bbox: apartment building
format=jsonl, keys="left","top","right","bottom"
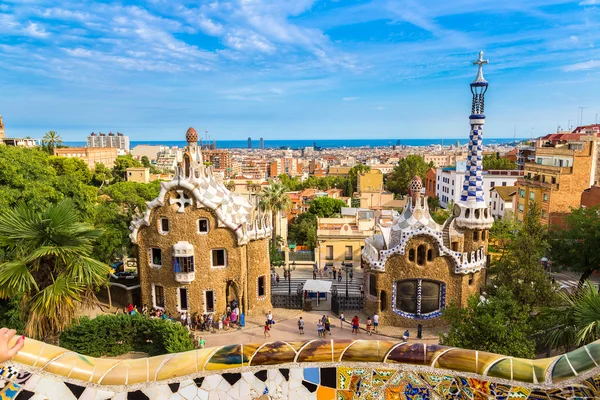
{"left": 53, "top": 147, "right": 118, "bottom": 169}
{"left": 87, "top": 132, "right": 130, "bottom": 152}
{"left": 489, "top": 186, "right": 516, "bottom": 219}
{"left": 423, "top": 152, "right": 467, "bottom": 168}
{"left": 316, "top": 208, "right": 375, "bottom": 269}
{"left": 202, "top": 149, "right": 232, "bottom": 177}
{"left": 436, "top": 161, "right": 523, "bottom": 208}
{"left": 515, "top": 136, "right": 598, "bottom": 226}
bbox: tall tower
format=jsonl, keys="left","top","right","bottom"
{"left": 247, "top": 137, "right": 252, "bottom": 149}
{"left": 260, "top": 137, "right": 264, "bottom": 150}
{"left": 0, "top": 115, "right": 5, "bottom": 139}
{"left": 453, "top": 51, "right": 494, "bottom": 230}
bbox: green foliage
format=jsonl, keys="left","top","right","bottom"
{"left": 549, "top": 206, "right": 600, "bottom": 285}
{"left": 307, "top": 196, "right": 347, "bottom": 217}
{"left": 386, "top": 155, "right": 433, "bottom": 196}
{"left": 101, "top": 180, "right": 161, "bottom": 214}
{"left": 42, "top": 130, "right": 62, "bottom": 153}
{"left": 269, "top": 242, "right": 285, "bottom": 266}
{"left": 288, "top": 213, "right": 317, "bottom": 249}
{"left": 0, "top": 200, "right": 110, "bottom": 338}
{"left": 489, "top": 217, "right": 518, "bottom": 254}
{"left": 482, "top": 154, "right": 517, "bottom": 170}
{"left": 431, "top": 207, "right": 451, "bottom": 225}
{"left": 141, "top": 156, "right": 151, "bottom": 168}
{"left": 488, "top": 202, "right": 556, "bottom": 309}
{"left": 92, "top": 162, "right": 113, "bottom": 187}
{"left": 0, "top": 297, "right": 25, "bottom": 332}
{"left": 59, "top": 314, "right": 194, "bottom": 357}
{"left": 112, "top": 155, "right": 142, "bottom": 182}
{"left": 441, "top": 288, "right": 536, "bottom": 358}
{"left": 278, "top": 174, "right": 353, "bottom": 197}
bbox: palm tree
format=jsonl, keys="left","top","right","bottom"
{"left": 43, "top": 130, "right": 62, "bottom": 150}
{"left": 0, "top": 200, "right": 110, "bottom": 338}
{"left": 541, "top": 281, "right": 600, "bottom": 351}
{"left": 259, "top": 182, "right": 291, "bottom": 248}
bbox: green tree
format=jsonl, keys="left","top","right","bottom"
{"left": 141, "top": 156, "right": 151, "bottom": 168}
{"left": 0, "top": 200, "right": 110, "bottom": 338}
{"left": 483, "top": 154, "right": 517, "bottom": 170}
{"left": 258, "top": 182, "right": 292, "bottom": 247}
{"left": 92, "top": 162, "right": 113, "bottom": 188}
{"left": 441, "top": 288, "right": 536, "bottom": 358}
{"left": 488, "top": 202, "right": 556, "bottom": 308}
{"left": 278, "top": 174, "right": 302, "bottom": 191}
{"left": 549, "top": 206, "right": 600, "bottom": 286}
{"left": 112, "top": 155, "right": 142, "bottom": 182}
{"left": 288, "top": 213, "right": 317, "bottom": 249}
{"left": 101, "top": 180, "right": 161, "bottom": 215}
{"left": 42, "top": 130, "right": 62, "bottom": 152}
{"left": 307, "top": 196, "right": 347, "bottom": 217}
{"left": 489, "top": 217, "right": 518, "bottom": 256}
{"left": 348, "top": 164, "right": 371, "bottom": 194}
{"left": 386, "top": 155, "right": 433, "bottom": 196}
{"left": 540, "top": 281, "right": 600, "bottom": 351}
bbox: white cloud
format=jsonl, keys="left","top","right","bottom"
{"left": 342, "top": 97, "right": 359, "bottom": 101}
{"left": 376, "top": 105, "right": 385, "bottom": 110}
{"left": 579, "top": 0, "right": 598, "bottom": 5}
{"left": 563, "top": 60, "right": 600, "bottom": 71}
{"left": 23, "top": 22, "right": 49, "bottom": 38}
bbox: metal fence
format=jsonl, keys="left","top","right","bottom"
{"left": 331, "top": 293, "right": 363, "bottom": 315}
{"left": 289, "top": 250, "right": 315, "bottom": 262}
{"left": 271, "top": 293, "right": 303, "bottom": 309}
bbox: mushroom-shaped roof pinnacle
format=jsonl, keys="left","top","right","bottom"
{"left": 186, "top": 127, "right": 198, "bottom": 143}
{"left": 409, "top": 175, "right": 423, "bottom": 196}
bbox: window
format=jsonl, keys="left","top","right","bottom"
{"left": 408, "top": 248, "right": 415, "bottom": 262}
{"left": 151, "top": 248, "right": 162, "bottom": 266}
{"left": 326, "top": 246, "right": 333, "bottom": 260}
{"left": 160, "top": 217, "right": 170, "bottom": 233}
{"left": 451, "top": 242, "right": 458, "bottom": 252}
{"left": 519, "top": 190, "right": 525, "bottom": 198}
{"left": 552, "top": 177, "right": 556, "bottom": 184}
{"left": 153, "top": 285, "right": 165, "bottom": 308}
{"left": 416, "top": 245, "right": 426, "bottom": 266}
{"left": 345, "top": 246, "right": 353, "bottom": 260}
{"left": 502, "top": 182, "right": 507, "bottom": 186}
{"left": 395, "top": 279, "right": 442, "bottom": 316}
{"left": 519, "top": 204, "right": 524, "bottom": 213}
{"left": 174, "top": 256, "right": 194, "bottom": 273}
{"left": 473, "top": 231, "right": 479, "bottom": 241}
{"left": 204, "top": 290, "right": 215, "bottom": 313}
{"left": 541, "top": 210, "right": 548, "bottom": 219}
{"left": 380, "top": 291, "right": 387, "bottom": 312}
{"left": 493, "top": 201, "right": 496, "bottom": 210}
{"left": 482, "top": 231, "right": 487, "bottom": 241}
{"left": 211, "top": 249, "right": 227, "bottom": 268}
{"left": 543, "top": 193, "right": 549, "bottom": 202}
{"left": 490, "top": 181, "right": 495, "bottom": 188}
{"left": 500, "top": 203, "right": 504, "bottom": 210}
{"left": 529, "top": 192, "right": 535, "bottom": 200}
{"left": 258, "top": 276, "right": 266, "bottom": 297}
{"left": 468, "top": 274, "right": 474, "bottom": 285}
{"left": 198, "top": 218, "right": 209, "bottom": 233}
{"left": 427, "top": 249, "right": 433, "bottom": 262}
{"left": 369, "top": 274, "right": 377, "bottom": 297}
{"left": 179, "top": 288, "right": 188, "bottom": 311}
{"left": 537, "top": 158, "right": 542, "bottom": 164}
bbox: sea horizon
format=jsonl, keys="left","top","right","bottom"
{"left": 64, "top": 137, "right": 524, "bottom": 150}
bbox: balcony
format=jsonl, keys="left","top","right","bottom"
{"left": 174, "top": 271, "right": 195, "bottom": 284}
{"left": 517, "top": 178, "right": 558, "bottom": 190}
{"left": 524, "top": 162, "right": 572, "bottom": 175}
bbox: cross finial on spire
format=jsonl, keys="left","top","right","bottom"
{"left": 472, "top": 50, "right": 489, "bottom": 84}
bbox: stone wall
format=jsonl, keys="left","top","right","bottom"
{"left": 2, "top": 336, "right": 600, "bottom": 399}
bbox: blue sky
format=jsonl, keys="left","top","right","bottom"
{"left": 1, "top": 0, "right": 600, "bottom": 141}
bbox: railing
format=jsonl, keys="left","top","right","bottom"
{"left": 271, "top": 293, "right": 303, "bottom": 309}
{"left": 332, "top": 292, "right": 363, "bottom": 314}
{"left": 289, "top": 251, "right": 315, "bottom": 262}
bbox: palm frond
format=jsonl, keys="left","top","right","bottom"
{"left": 0, "top": 261, "right": 38, "bottom": 298}
{"left": 63, "top": 256, "right": 111, "bottom": 288}
{"left": 26, "top": 275, "right": 83, "bottom": 338}
{"left": 574, "top": 281, "right": 600, "bottom": 345}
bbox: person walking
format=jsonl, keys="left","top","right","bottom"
{"left": 198, "top": 337, "right": 205, "bottom": 349}
{"left": 276, "top": 274, "right": 280, "bottom": 286}
{"left": 351, "top": 315, "right": 359, "bottom": 335}
{"left": 349, "top": 270, "right": 354, "bottom": 283}
{"left": 373, "top": 313, "right": 379, "bottom": 333}
{"left": 298, "top": 317, "right": 304, "bottom": 334}
{"left": 313, "top": 269, "right": 317, "bottom": 280}
{"left": 325, "top": 315, "right": 331, "bottom": 336}
{"left": 338, "top": 273, "right": 342, "bottom": 283}
{"left": 366, "top": 317, "right": 373, "bottom": 336}
{"left": 267, "top": 311, "right": 274, "bottom": 328}
{"left": 317, "top": 320, "right": 324, "bottom": 338}
{"left": 264, "top": 321, "right": 271, "bottom": 338}
{"left": 339, "top": 312, "right": 345, "bottom": 329}
{"left": 333, "top": 268, "right": 337, "bottom": 280}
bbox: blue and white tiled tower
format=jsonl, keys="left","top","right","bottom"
{"left": 454, "top": 51, "right": 494, "bottom": 230}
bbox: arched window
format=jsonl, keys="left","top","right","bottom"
{"left": 465, "top": 209, "right": 471, "bottom": 218}
{"left": 395, "top": 279, "right": 443, "bottom": 317}
{"left": 380, "top": 291, "right": 387, "bottom": 312}
{"left": 427, "top": 248, "right": 433, "bottom": 262}
{"left": 481, "top": 230, "right": 486, "bottom": 241}
{"left": 408, "top": 248, "right": 415, "bottom": 262}
{"left": 417, "top": 245, "right": 426, "bottom": 266}
{"left": 474, "top": 209, "right": 480, "bottom": 219}
{"left": 369, "top": 274, "right": 377, "bottom": 297}
{"left": 473, "top": 231, "right": 479, "bottom": 241}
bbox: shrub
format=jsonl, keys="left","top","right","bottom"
{"left": 59, "top": 314, "right": 194, "bottom": 357}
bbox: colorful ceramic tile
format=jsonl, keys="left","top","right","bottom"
{"left": 550, "top": 356, "right": 576, "bottom": 383}
{"left": 241, "top": 343, "right": 261, "bottom": 366}
{"left": 304, "top": 368, "right": 320, "bottom": 385}
{"left": 435, "top": 349, "right": 478, "bottom": 374}
{"left": 487, "top": 358, "right": 513, "bottom": 381}
{"left": 510, "top": 360, "right": 535, "bottom": 384}
{"left": 341, "top": 341, "right": 383, "bottom": 363}
{"left": 296, "top": 340, "right": 333, "bottom": 363}
{"left": 508, "top": 386, "right": 531, "bottom": 398}
{"left": 316, "top": 385, "right": 335, "bottom": 399}
{"left": 249, "top": 342, "right": 296, "bottom": 366}
{"left": 0, "top": 382, "right": 21, "bottom": 400}
{"left": 205, "top": 344, "right": 242, "bottom": 371}
{"left": 332, "top": 339, "right": 354, "bottom": 361}
{"left": 155, "top": 351, "right": 197, "bottom": 380}
{"left": 386, "top": 343, "right": 427, "bottom": 365}
{"left": 531, "top": 357, "right": 556, "bottom": 385}
{"left": 425, "top": 344, "right": 453, "bottom": 365}
{"left": 565, "top": 346, "right": 596, "bottom": 375}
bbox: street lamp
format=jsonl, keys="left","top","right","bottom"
{"left": 342, "top": 262, "right": 352, "bottom": 300}
{"left": 286, "top": 261, "right": 296, "bottom": 297}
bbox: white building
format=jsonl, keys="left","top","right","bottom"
{"left": 87, "top": 132, "right": 130, "bottom": 152}
{"left": 489, "top": 186, "right": 516, "bottom": 219}
{"left": 436, "top": 161, "right": 524, "bottom": 208}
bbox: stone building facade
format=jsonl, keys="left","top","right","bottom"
{"left": 53, "top": 147, "right": 118, "bottom": 169}
{"left": 130, "top": 128, "right": 273, "bottom": 317}
{"left": 361, "top": 52, "right": 493, "bottom": 327}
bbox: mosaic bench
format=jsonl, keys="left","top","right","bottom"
{"left": 1, "top": 337, "right": 600, "bottom": 399}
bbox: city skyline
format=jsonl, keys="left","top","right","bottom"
{"left": 1, "top": 0, "right": 600, "bottom": 141}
